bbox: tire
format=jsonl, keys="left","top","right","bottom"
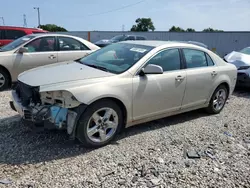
{"left": 206, "top": 85, "right": 228, "bottom": 114}
{"left": 0, "top": 68, "right": 10, "bottom": 91}
{"left": 76, "top": 99, "right": 123, "bottom": 148}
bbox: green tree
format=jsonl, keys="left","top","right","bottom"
{"left": 202, "top": 27, "right": 223, "bottom": 32}
{"left": 130, "top": 18, "right": 155, "bottom": 32}
{"left": 39, "top": 24, "right": 67, "bottom": 32}
{"left": 169, "top": 26, "right": 185, "bottom": 32}
{"left": 186, "top": 28, "right": 195, "bottom": 32}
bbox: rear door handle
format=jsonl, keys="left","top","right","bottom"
{"left": 48, "top": 55, "right": 56, "bottom": 59}
{"left": 211, "top": 71, "right": 217, "bottom": 76}
{"left": 175, "top": 75, "right": 185, "bottom": 81}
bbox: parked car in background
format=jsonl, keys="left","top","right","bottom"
{"left": 0, "top": 26, "right": 48, "bottom": 46}
{"left": 0, "top": 33, "right": 100, "bottom": 91}
{"left": 94, "top": 34, "right": 147, "bottom": 47}
{"left": 224, "top": 46, "right": 250, "bottom": 87}
{"left": 10, "top": 40, "right": 237, "bottom": 148}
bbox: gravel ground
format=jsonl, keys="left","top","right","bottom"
{"left": 0, "top": 90, "right": 250, "bottom": 188}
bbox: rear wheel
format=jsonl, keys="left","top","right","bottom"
{"left": 0, "top": 69, "right": 10, "bottom": 91}
{"left": 76, "top": 100, "right": 123, "bottom": 148}
{"left": 206, "top": 85, "right": 228, "bottom": 114}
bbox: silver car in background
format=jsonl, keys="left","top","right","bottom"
{"left": 224, "top": 46, "right": 250, "bottom": 87}
{"left": 10, "top": 41, "right": 237, "bottom": 148}
{"left": 0, "top": 33, "right": 100, "bottom": 91}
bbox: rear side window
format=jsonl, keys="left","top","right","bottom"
{"left": 0, "top": 30, "right": 2, "bottom": 39}
{"left": 5, "top": 30, "right": 26, "bottom": 40}
{"left": 206, "top": 53, "right": 214, "bottom": 66}
{"left": 137, "top": 36, "right": 146, "bottom": 40}
{"left": 183, "top": 49, "right": 214, "bottom": 68}
{"left": 125, "top": 36, "right": 135, "bottom": 40}
{"left": 58, "top": 37, "right": 89, "bottom": 51}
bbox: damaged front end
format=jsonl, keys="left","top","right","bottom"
{"left": 10, "top": 81, "right": 82, "bottom": 136}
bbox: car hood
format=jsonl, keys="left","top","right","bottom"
{"left": 18, "top": 61, "right": 115, "bottom": 87}
{"left": 224, "top": 51, "right": 250, "bottom": 68}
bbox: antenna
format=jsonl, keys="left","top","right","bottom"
{"left": 122, "top": 24, "right": 125, "bottom": 32}
{"left": 23, "top": 14, "right": 27, "bottom": 27}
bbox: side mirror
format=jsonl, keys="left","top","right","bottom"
{"left": 18, "top": 47, "right": 28, "bottom": 53}
{"left": 140, "top": 64, "right": 163, "bottom": 76}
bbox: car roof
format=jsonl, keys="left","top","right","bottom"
{"left": 120, "top": 40, "right": 197, "bottom": 47}
{"left": 27, "top": 33, "right": 83, "bottom": 38}
{"left": 0, "top": 26, "right": 46, "bottom": 31}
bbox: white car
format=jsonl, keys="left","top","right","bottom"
{"left": 0, "top": 33, "right": 100, "bottom": 91}
{"left": 10, "top": 41, "right": 237, "bottom": 148}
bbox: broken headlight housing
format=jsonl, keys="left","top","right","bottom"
{"left": 40, "top": 90, "right": 80, "bottom": 108}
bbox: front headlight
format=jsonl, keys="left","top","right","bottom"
{"left": 40, "top": 90, "right": 80, "bottom": 108}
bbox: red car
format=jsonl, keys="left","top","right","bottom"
{"left": 0, "top": 26, "right": 48, "bottom": 46}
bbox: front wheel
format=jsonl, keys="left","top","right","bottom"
{"left": 76, "top": 100, "right": 123, "bottom": 148}
{"left": 206, "top": 85, "right": 228, "bottom": 114}
{"left": 0, "top": 69, "right": 10, "bottom": 91}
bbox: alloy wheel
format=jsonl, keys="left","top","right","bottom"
{"left": 213, "top": 89, "right": 226, "bottom": 111}
{"left": 87, "top": 107, "right": 119, "bottom": 143}
{"left": 0, "top": 73, "right": 5, "bottom": 88}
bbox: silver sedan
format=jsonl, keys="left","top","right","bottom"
{"left": 0, "top": 33, "right": 100, "bottom": 91}
{"left": 10, "top": 41, "right": 237, "bottom": 148}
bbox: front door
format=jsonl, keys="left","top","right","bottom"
{"left": 132, "top": 48, "right": 187, "bottom": 120}
{"left": 12, "top": 36, "right": 58, "bottom": 79}
{"left": 57, "top": 36, "right": 92, "bottom": 62}
{"left": 181, "top": 48, "right": 218, "bottom": 109}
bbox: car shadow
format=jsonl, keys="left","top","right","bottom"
{"left": 232, "top": 87, "right": 250, "bottom": 99}
{"left": 0, "top": 109, "right": 208, "bottom": 165}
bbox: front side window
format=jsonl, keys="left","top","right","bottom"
{"left": 111, "top": 35, "right": 126, "bottom": 41}
{"left": 183, "top": 49, "right": 208, "bottom": 68}
{"left": 79, "top": 43, "right": 153, "bottom": 74}
{"left": 58, "top": 37, "right": 89, "bottom": 51}
{"left": 5, "top": 30, "right": 26, "bottom": 40}
{"left": 0, "top": 35, "right": 35, "bottom": 51}
{"left": 24, "top": 37, "right": 55, "bottom": 52}
{"left": 146, "top": 49, "right": 181, "bottom": 72}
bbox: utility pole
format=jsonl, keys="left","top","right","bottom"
{"left": 33, "top": 7, "right": 40, "bottom": 28}
{"left": 23, "top": 14, "right": 27, "bottom": 27}
{"left": 0, "top": 17, "right": 4, "bottom": 25}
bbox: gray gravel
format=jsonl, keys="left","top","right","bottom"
{"left": 0, "top": 90, "right": 250, "bottom": 188}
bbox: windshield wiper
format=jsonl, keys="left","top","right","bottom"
{"left": 83, "top": 63, "right": 109, "bottom": 72}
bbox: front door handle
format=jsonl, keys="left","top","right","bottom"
{"left": 48, "top": 55, "right": 56, "bottom": 59}
{"left": 211, "top": 71, "right": 217, "bottom": 76}
{"left": 175, "top": 75, "right": 185, "bottom": 81}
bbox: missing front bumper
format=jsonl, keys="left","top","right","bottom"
{"left": 10, "top": 90, "right": 79, "bottom": 135}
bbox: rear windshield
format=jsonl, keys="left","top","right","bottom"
{"left": 239, "top": 47, "right": 250, "bottom": 55}
{"left": 0, "top": 35, "right": 35, "bottom": 51}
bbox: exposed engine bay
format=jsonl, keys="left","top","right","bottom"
{"left": 10, "top": 81, "right": 81, "bottom": 135}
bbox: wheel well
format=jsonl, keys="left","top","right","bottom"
{"left": 0, "top": 65, "right": 12, "bottom": 86}
{"left": 219, "top": 82, "right": 230, "bottom": 95}
{"left": 90, "top": 97, "right": 127, "bottom": 126}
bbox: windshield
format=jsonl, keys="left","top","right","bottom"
{"left": 0, "top": 35, "right": 35, "bottom": 51}
{"left": 79, "top": 43, "right": 153, "bottom": 74}
{"left": 111, "top": 35, "right": 126, "bottom": 41}
{"left": 239, "top": 47, "right": 250, "bottom": 55}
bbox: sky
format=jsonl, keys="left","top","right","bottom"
{"left": 1, "top": 0, "right": 250, "bottom": 31}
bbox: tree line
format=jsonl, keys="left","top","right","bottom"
{"left": 130, "top": 18, "right": 224, "bottom": 32}
{"left": 38, "top": 18, "right": 224, "bottom": 32}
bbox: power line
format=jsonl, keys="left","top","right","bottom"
{"left": 86, "top": 0, "right": 146, "bottom": 17}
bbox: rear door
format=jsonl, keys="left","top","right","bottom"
{"left": 11, "top": 36, "right": 58, "bottom": 78}
{"left": 181, "top": 48, "right": 217, "bottom": 109}
{"left": 57, "top": 36, "right": 92, "bottom": 62}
